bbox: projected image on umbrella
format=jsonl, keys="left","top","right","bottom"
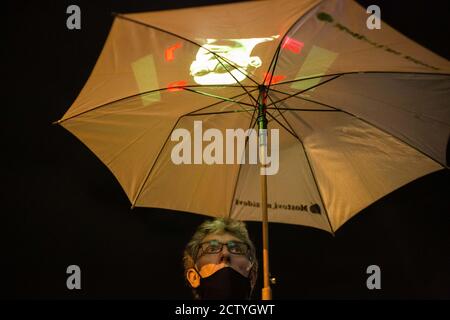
{"left": 190, "top": 36, "right": 278, "bottom": 85}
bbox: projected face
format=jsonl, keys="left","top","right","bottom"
{"left": 190, "top": 36, "right": 278, "bottom": 85}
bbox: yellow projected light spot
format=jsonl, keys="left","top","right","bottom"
{"left": 291, "top": 46, "right": 338, "bottom": 91}
{"left": 132, "top": 54, "right": 161, "bottom": 106}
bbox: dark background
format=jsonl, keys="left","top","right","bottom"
{"left": 3, "top": 0, "right": 450, "bottom": 299}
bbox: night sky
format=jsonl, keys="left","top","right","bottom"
{"left": 4, "top": 0, "right": 450, "bottom": 299}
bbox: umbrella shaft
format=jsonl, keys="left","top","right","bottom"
{"left": 258, "top": 85, "right": 272, "bottom": 300}
{"left": 260, "top": 168, "right": 272, "bottom": 300}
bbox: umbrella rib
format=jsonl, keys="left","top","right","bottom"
{"left": 183, "top": 87, "right": 259, "bottom": 117}
{"left": 228, "top": 108, "right": 258, "bottom": 218}
{"left": 114, "top": 14, "right": 260, "bottom": 102}
{"left": 265, "top": 109, "right": 298, "bottom": 138}
{"left": 266, "top": 95, "right": 300, "bottom": 139}
{"left": 182, "top": 87, "right": 255, "bottom": 108}
{"left": 269, "top": 70, "right": 450, "bottom": 87}
{"left": 270, "top": 86, "right": 449, "bottom": 129}
{"left": 186, "top": 109, "right": 255, "bottom": 116}
{"left": 131, "top": 118, "right": 181, "bottom": 208}
{"left": 266, "top": 97, "right": 335, "bottom": 234}
{"left": 55, "top": 84, "right": 256, "bottom": 124}
{"left": 181, "top": 88, "right": 258, "bottom": 118}
{"left": 293, "top": 85, "right": 450, "bottom": 128}
{"left": 266, "top": 107, "right": 339, "bottom": 112}
{"left": 267, "top": 87, "right": 340, "bottom": 117}
{"left": 266, "top": 75, "right": 343, "bottom": 107}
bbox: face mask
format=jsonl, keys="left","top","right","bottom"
{"left": 196, "top": 266, "right": 252, "bottom": 300}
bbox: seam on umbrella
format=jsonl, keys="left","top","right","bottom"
{"left": 227, "top": 108, "right": 258, "bottom": 219}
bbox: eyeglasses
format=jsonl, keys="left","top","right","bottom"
{"left": 197, "top": 240, "right": 249, "bottom": 257}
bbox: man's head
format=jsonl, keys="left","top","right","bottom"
{"left": 183, "top": 218, "right": 258, "bottom": 299}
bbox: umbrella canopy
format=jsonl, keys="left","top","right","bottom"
{"left": 55, "top": 0, "right": 450, "bottom": 298}
{"left": 56, "top": 0, "right": 449, "bottom": 231}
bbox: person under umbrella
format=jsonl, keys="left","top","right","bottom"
{"left": 183, "top": 218, "right": 258, "bottom": 300}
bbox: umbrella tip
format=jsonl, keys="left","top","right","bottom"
{"left": 52, "top": 120, "right": 61, "bottom": 125}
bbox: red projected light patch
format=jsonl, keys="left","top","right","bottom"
{"left": 264, "top": 72, "right": 286, "bottom": 85}
{"left": 165, "top": 42, "right": 183, "bottom": 61}
{"left": 168, "top": 80, "right": 187, "bottom": 91}
{"left": 281, "top": 37, "right": 304, "bottom": 54}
